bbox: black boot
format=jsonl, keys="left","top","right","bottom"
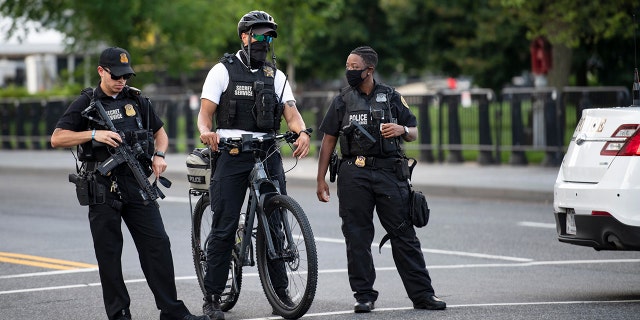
{"left": 413, "top": 295, "right": 446, "bottom": 310}
{"left": 202, "top": 295, "right": 224, "bottom": 320}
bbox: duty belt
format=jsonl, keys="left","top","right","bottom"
{"left": 346, "top": 156, "right": 400, "bottom": 169}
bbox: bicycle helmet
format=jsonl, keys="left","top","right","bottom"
{"left": 237, "top": 10, "right": 278, "bottom": 38}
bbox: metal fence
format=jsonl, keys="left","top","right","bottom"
{"left": 0, "top": 86, "right": 631, "bottom": 166}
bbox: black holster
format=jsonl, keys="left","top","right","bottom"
{"left": 395, "top": 157, "right": 411, "bottom": 180}
{"left": 68, "top": 172, "right": 105, "bottom": 206}
{"left": 329, "top": 151, "right": 339, "bottom": 183}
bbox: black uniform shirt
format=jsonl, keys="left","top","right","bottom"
{"left": 319, "top": 82, "right": 417, "bottom": 137}
{"left": 55, "top": 85, "right": 163, "bottom": 133}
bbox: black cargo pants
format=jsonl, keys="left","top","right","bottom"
{"left": 336, "top": 160, "right": 435, "bottom": 303}
{"left": 89, "top": 173, "right": 190, "bottom": 320}
{"left": 203, "top": 146, "right": 288, "bottom": 296}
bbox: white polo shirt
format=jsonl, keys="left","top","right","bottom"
{"left": 200, "top": 51, "right": 295, "bottom": 138}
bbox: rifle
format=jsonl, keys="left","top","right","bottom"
{"left": 82, "top": 98, "right": 168, "bottom": 206}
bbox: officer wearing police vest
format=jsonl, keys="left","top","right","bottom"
{"left": 316, "top": 46, "right": 446, "bottom": 313}
{"left": 51, "top": 47, "right": 209, "bottom": 320}
{"left": 197, "top": 10, "right": 310, "bottom": 320}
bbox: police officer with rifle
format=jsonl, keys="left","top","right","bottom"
{"left": 51, "top": 47, "right": 209, "bottom": 320}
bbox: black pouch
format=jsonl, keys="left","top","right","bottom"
{"left": 69, "top": 173, "right": 90, "bottom": 206}
{"left": 396, "top": 158, "right": 411, "bottom": 180}
{"left": 90, "top": 178, "right": 106, "bottom": 205}
{"left": 69, "top": 173, "right": 105, "bottom": 206}
{"left": 255, "top": 85, "right": 277, "bottom": 130}
{"left": 410, "top": 189, "right": 430, "bottom": 228}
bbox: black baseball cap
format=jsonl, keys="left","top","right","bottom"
{"left": 99, "top": 47, "right": 136, "bottom": 76}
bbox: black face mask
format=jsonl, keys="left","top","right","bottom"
{"left": 243, "top": 41, "right": 269, "bottom": 68}
{"left": 346, "top": 69, "right": 367, "bottom": 88}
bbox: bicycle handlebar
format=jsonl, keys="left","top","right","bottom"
{"left": 217, "top": 129, "right": 313, "bottom": 151}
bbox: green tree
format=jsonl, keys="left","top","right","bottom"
{"left": 289, "top": 0, "right": 531, "bottom": 92}
{"left": 294, "top": 0, "right": 399, "bottom": 87}
{"left": 0, "top": 0, "right": 346, "bottom": 90}
{"left": 379, "top": 0, "right": 530, "bottom": 91}
{"left": 500, "top": 0, "right": 637, "bottom": 88}
{"left": 2, "top": 0, "right": 638, "bottom": 93}
{"left": 1, "top": 1, "right": 251, "bottom": 87}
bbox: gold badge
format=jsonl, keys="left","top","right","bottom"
{"left": 229, "top": 148, "right": 239, "bottom": 156}
{"left": 355, "top": 156, "right": 366, "bottom": 167}
{"left": 263, "top": 66, "right": 274, "bottom": 78}
{"left": 120, "top": 53, "right": 129, "bottom": 63}
{"left": 124, "top": 104, "right": 136, "bottom": 117}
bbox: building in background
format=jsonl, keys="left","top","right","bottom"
{"left": 0, "top": 17, "right": 90, "bottom": 93}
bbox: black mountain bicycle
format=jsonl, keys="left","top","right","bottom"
{"left": 189, "top": 131, "right": 317, "bottom": 319}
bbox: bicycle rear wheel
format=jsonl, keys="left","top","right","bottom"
{"left": 256, "top": 194, "right": 318, "bottom": 319}
{"left": 191, "top": 194, "right": 242, "bottom": 311}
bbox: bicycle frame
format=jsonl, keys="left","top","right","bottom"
{"left": 237, "top": 160, "right": 298, "bottom": 265}
{"left": 190, "top": 133, "right": 298, "bottom": 267}
{"left": 236, "top": 134, "right": 296, "bottom": 266}
{"left": 189, "top": 130, "right": 317, "bottom": 318}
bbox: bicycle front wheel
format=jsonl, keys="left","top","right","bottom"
{"left": 191, "top": 194, "right": 242, "bottom": 312}
{"left": 256, "top": 194, "right": 318, "bottom": 319}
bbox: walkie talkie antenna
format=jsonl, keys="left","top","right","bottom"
{"left": 633, "top": 12, "right": 640, "bottom": 107}
{"left": 635, "top": 12, "right": 638, "bottom": 72}
{"left": 634, "top": 68, "right": 639, "bottom": 105}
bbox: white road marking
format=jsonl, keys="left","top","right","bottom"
{"left": 163, "top": 195, "right": 536, "bottom": 263}
{"left": 314, "top": 236, "right": 533, "bottom": 262}
{"left": 3, "top": 259, "right": 640, "bottom": 295}
{"left": 0, "top": 267, "right": 98, "bottom": 279}
{"left": 518, "top": 221, "right": 556, "bottom": 229}
{"left": 241, "top": 299, "right": 640, "bottom": 319}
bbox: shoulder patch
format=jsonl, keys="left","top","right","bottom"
{"left": 401, "top": 96, "right": 410, "bottom": 109}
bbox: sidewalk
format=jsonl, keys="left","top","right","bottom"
{"left": 0, "top": 149, "right": 558, "bottom": 203}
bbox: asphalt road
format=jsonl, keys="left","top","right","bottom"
{"left": 2, "top": 169, "right": 640, "bottom": 320}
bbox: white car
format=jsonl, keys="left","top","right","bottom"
{"left": 553, "top": 98, "right": 640, "bottom": 250}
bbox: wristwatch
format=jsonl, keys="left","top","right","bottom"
{"left": 154, "top": 150, "right": 166, "bottom": 158}
{"left": 299, "top": 128, "right": 312, "bottom": 137}
{"left": 402, "top": 126, "right": 409, "bottom": 137}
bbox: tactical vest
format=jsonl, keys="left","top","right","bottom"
{"left": 338, "top": 84, "right": 402, "bottom": 157}
{"left": 78, "top": 87, "right": 153, "bottom": 162}
{"left": 217, "top": 54, "right": 283, "bottom": 132}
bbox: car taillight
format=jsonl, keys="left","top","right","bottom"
{"left": 600, "top": 124, "right": 640, "bottom": 156}
{"left": 591, "top": 210, "right": 611, "bottom": 216}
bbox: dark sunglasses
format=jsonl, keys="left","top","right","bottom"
{"left": 251, "top": 33, "right": 274, "bottom": 43}
{"left": 102, "top": 67, "right": 133, "bottom": 80}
